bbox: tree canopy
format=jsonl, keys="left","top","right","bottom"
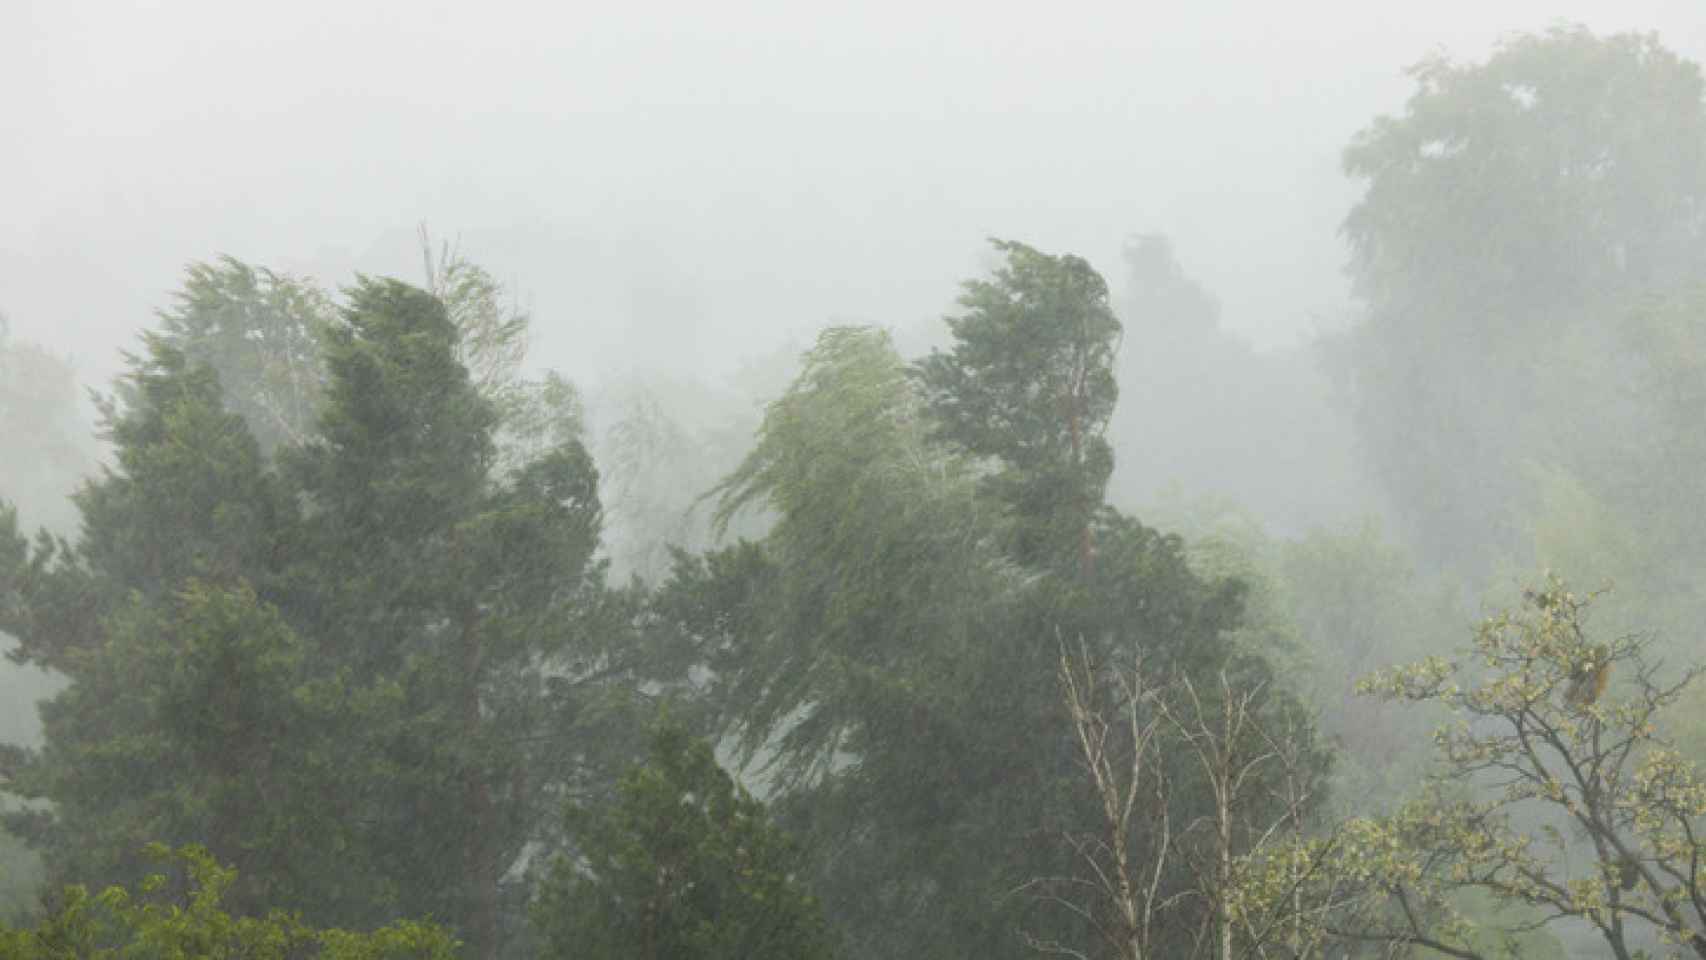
{"left": 650, "top": 240, "right": 1318, "bottom": 960}
{"left": 1337, "top": 27, "right": 1706, "bottom": 568}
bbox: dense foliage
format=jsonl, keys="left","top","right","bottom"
{"left": 533, "top": 723, "right": 833, "bottom": 960}
{"left": 1, "top": 264, "right": 632, "bottom": 960}
{"left": 0, "top": 844, "right": 456, "bottom": 960}
{"left": 1337, "top": 26, "right": 1706, "bottom": 570}
{"left": 655, "top": 242, "right": 1328, "bottom": 960}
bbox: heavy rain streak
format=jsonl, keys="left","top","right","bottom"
{"left": 8, "top": 3, "right": 1706, "bottom": 958}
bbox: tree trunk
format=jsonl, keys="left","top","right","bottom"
{"left": 1067, "top": 384, "right": 1095, "bottom": 579}
{"left": 1218, "top": 790, "right": 1233, "bottom": 960}
{"left": 461, "top": 607, "right": 499, "bottom": 960}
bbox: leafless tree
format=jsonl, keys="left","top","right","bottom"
{"left": 1019, "top": 636, "right": 1330, "bottom": 960}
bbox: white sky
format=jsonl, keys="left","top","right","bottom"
{"left": 5, "top": 0, "right": 1704, "bottom": 389}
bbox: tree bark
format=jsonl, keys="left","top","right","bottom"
{"left": 460, "top": 605, "right": 498, "bottom": 960}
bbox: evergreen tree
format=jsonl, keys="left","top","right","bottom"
{"left": 915, "top": 239, "right": 1121, "bottom": 574}
{"left": 281, "top": 277, "right": 611, "bottom": 960}
{"left": 1, "top": 339, "right": 334, "bottom": 918}
{"left": 3, "top": 269, "right": 629, "bottom": 960}
{"left": 152, "top": 256, "right": 331, "bottom": 453}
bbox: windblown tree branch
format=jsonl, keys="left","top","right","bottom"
{"left": 1240, "top": 576, "right": 1706, "bottom": 959}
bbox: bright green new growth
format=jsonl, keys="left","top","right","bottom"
{"left": 1236, "top": 577, "right": 1706, "bottom": 959}
{"left": 0, "top": 844, "right": 456, "bottom": 960}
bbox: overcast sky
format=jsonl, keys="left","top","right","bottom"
{"left": 6, "top": 0, "right": 1705, "bottom": 391}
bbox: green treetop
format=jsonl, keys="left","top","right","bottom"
{"left": 915, "top": 239, "right": 1121, "bottom": 574}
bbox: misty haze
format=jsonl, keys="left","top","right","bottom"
{"left": 6, "top": 3, "right": 1706, "bottom": 958}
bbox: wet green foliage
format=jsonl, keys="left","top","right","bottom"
{"left": 0, "top": 844, "right": 456, "bottom": 960}
{"left": 916, "top": 239, "right": 1121, "bottom": 570}
{"left": 1, "top": 261, "right": 630, "bottom": 960}
{"left": 533, "top": 724, "right": 833, "bottom": 960}
{"left": 654, "top": 242, "right": 1325, "bottom": 960}
{"left": 1238, "top": 580, "right": 1706, "bottom": 958}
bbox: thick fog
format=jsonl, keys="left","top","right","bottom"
{"left": 8, "top": 4, "right": 1706, "bottom": 958}
{"left": 6, "top": 1, "right": 1699, "bottom": 386}
{"left": 9, "top": 0, "right": 1701, "bottom": 544}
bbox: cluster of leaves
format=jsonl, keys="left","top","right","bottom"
{"left": 0, "top": 844, "right": 456, "bottom": 960}
{"left": 1234, "top": 578, "right": 1706, "bottom": 959}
